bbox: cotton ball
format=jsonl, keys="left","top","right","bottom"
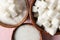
{"left": 48, "top": 0, "right": 58, "bottom": 9}
{"left": 32, "top": 6, "right": 38, "bottom": 12}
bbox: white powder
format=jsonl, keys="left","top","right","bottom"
{"left": 33, "top": 0, "right": 60, "bottom": 35}
{"left": 0, "top": 0, "right": 27, "bottom": 25}
{"left": 15, "top": 25, "right": 40, "bottom": 40}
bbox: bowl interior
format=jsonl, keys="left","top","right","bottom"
{"left": 0, "top": 0, "right": 29, "bottom": 28}
{"left": 29, "top": 0, "right": 60, "bottom": 35}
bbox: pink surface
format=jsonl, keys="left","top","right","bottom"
{"left": 0, "top": 19, "right": 60, "bottom": 40}
{"left": 0, "top": 26, "right": 15, "bottom": 40}
{"left": 51, "top": 35, "right": 60, "bottom": 40}
{"left": 0, "top": 19, "right": 30, "bottom": 40}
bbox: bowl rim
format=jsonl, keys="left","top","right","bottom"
{"left": 12, "top": 23, "right": 42, "bottom": 40}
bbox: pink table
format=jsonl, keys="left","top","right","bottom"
{"left": 0, "top": 19, "right": 31, "bottom": 40}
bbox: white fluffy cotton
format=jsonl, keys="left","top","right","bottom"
{"left": 15, "top": 25, "right": 40, "bottom": 40}
{"left": 0, "top": 0, "right": 27, "bottom": 25}
{"left": 33, "top": 0, "right": 60, "bottom": 35}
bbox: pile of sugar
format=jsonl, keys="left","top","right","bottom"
{"left": 0, "top": 0, "right": 27, "bottom": 25}
{"left": 33, "top": 0, "right": 60, "bottom": 35}
{"left": 15, "top": 25, "right": 40, "bottom": 40}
